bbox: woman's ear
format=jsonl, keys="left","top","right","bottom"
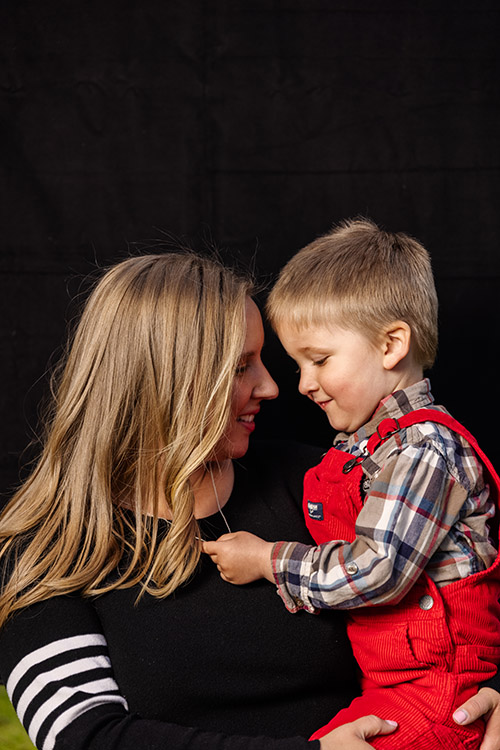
{"left": 382, "top": 321, "right": 412, "bottom": 371}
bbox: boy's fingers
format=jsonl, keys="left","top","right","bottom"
{"left": 202, "top": 536, "right": 233, "bottom": 555}
{"left": 201, "top": 540, "right": 217, "bottom": 555}
{"left": 216, "top": 532, "right": 237, "bottom": 542}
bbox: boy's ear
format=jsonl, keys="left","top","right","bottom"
{"left": 382, "top": 321, "right": 412, "bottom": 370}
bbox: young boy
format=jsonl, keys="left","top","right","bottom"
{"left": 203, "top": 219, "right": 500, "bottom": 749}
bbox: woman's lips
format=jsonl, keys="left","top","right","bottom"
{"left": 237, "top": 412, "right": 257, "bottom": 432}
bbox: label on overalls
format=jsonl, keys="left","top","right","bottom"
{"left": 307, "top": 501, "right": 324, "bottom": 520}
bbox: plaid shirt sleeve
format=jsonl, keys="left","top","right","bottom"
{"left": 272, "top": 439, "right": 471, "bottom": 613}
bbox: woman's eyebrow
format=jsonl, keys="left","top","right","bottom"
{"left": 239, "top": 340, "right": 266, "bottom": 359}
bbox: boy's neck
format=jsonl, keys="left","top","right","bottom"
{"left": 386, "top": 363, "right": 424, "bottom": 400}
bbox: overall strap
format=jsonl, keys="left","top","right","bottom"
{"left": 367, "top": 408, "right": 500, "bottom": 492}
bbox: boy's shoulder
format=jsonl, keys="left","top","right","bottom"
{"left": 370, "top": 407, "right": 484, "bottom": 489}
{"left": 404, "top": 409, "right": 460, "bottom": 453}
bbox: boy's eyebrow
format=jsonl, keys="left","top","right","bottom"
{"left": 284, "top": 346, "right": 329, "bottom": 361}
{"left": 299, "top": 346, "right": 331, "bottom": 354}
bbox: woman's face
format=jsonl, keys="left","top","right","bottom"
{"left": 216, "top": 298, "right": 279, "bottom": 461}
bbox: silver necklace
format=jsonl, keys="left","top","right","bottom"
{"left": 209, "top": 465, "right": 232, "bottom": 534}
{"left": 142, "top": 467, "right": 232, "bottom": 541}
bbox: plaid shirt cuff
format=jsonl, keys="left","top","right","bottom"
{"left": 271, "top": 541, "right": 319, "bottom": 614}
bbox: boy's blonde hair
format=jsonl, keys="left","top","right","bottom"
{"left": 0, "top": 252, "right": 253, "bottom": 627}
{"left": 267, "top": 218, "right": 438, "bottom": 370}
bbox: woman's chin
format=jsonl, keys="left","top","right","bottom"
{"left": 228, "top": 435, "right": 251, "bottom": 459}
{"left": 211, "top": 432, "right": 251, "bottom": 463}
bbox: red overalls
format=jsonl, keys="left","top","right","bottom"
{"left": 304, "top": 410, "right": 500, "bottom": 750}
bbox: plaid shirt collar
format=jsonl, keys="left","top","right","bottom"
{"left": 333, "top": 378, "right": 435, "bottom": 449}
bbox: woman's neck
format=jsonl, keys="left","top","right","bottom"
{"left": 190, "top": 459, "right": 235, "bottom": 519}
{"left": 117, "top": 459, "right": 235, "bottom": 520}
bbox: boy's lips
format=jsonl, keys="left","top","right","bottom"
{"left": 316, "top": 399, "right": 332, "bottom": 411}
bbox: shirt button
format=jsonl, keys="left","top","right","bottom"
{"left": 419, "top": 595, "right": 434, "bottom": 610}
{"left": 294, "top": 598, "right": 304, "bottom": 608}
{"left": 346, "top": 562, "right": 358, "bottom": 575}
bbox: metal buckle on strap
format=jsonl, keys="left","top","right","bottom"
{"left": 376, "top": 417, "right": 401, "bottom": 442}
{"left": 342, "top": 453, "right": 366, "bottom": 474}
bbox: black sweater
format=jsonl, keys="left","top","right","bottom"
{"left": 0, "top": 441, "right": 361, "bottom": 750}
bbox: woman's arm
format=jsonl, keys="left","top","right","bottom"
{"left": 0, "top": 593, "right": 394, "bottom": 750}
{"left": 0, "top": 594, "right": 306, "bottom": 750}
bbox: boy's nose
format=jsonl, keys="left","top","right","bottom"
{"left": 298, "top": 369, "right": 318, "bottom": 397}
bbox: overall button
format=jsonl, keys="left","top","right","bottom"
{"left": 345, "top": 562, "right": 358, "bottom": 576}
{"left": 419, "top": 594, "right": 434, "bottom": 610}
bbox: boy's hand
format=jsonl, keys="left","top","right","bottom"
{"left": 202, "top": 531, "right": 275, "bottom": 585}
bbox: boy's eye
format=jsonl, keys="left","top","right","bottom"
{"left": 313, "top": 357, "right": 328, "bottom": 367}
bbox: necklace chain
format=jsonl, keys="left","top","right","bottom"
{"left": 209, "top": 465, "right": 232, "bottom": 534}
{"left": 120, "top": 468, "right": 232, "bottom": 540}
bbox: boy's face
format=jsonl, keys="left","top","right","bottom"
{"left": 277, "top": 322, "right": 395, "bottom": 434}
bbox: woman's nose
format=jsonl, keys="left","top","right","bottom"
{"left": 254, "top": 363, "right": 279, "bottom": 400}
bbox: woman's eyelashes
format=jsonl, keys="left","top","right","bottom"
{"left": 235, "top": 361, "right": 249, "bottom": 376}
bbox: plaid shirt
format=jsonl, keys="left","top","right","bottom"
{"left": 272, "top": 380, "right": 497, "bottom": 613}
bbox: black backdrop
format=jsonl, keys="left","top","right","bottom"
{"left": 2, "top": 1, "right": 500, "bottom": 501}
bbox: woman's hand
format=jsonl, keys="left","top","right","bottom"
{"left": 202, "top": 531, "right": 275, "bottom": 584}
{"left": 318, "top": 715, "right": 398, "bottom": 749}
{"left": 453, "top": 687, "right": 500, "bottom": 750}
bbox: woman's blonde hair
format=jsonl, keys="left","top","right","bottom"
{"left": 0, "top": 252, "right": 253, "bottom": 627}
{"left": 267, "top": 218, "right": 438, "bottom": 370}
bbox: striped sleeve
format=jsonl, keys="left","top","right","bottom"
{"left": 6, "top": 633, "right": 127, "bottom": 750}
{"left": 0, "top": 594, "right": 315, "bottom": 750}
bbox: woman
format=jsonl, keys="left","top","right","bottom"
{"left": 0, "top": 252, "right": 498, "bottom": 750}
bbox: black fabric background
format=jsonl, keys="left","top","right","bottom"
{"left": 1, "top": 1, "right": 499, "bottom": 500}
